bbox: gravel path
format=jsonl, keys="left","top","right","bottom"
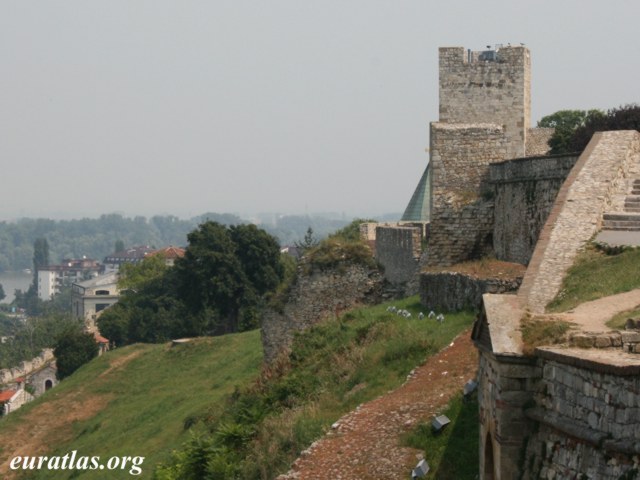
{"left": 278, "top": 330, "right": 478, "bottom": 480}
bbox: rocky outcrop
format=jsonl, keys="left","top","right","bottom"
{"left": 261, "top": 262, "right": 384, "bottom": 364}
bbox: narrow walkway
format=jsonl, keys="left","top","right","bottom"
{"left": 278, "top": 331, "right": 478, "bottom": 480}
{"left": 552, "top": 288, "right": 640, "bottom": 332}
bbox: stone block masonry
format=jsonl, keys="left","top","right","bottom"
{"left": 521, "top": 352, "right": 640, "bottom": 479}
{"left": 374, "top": 226, "right": 421, "bottom": 285}
{"left": 491, "top": 154, "right": 579, "bottom": 265}
{"left": 420, "top": 271, "right": 522, "bottom": 312}
{"left": 518, "top": 130, "right": 640, "bottom": 313}
{"left": 439, "top": 46, "right": 530, "bottom": 159}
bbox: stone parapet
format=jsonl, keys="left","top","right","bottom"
{"left": 419, "top": 271, "right": 522, "bottom": 312}
{"left": 518, "top": 130, "right": 640, "bottom": 313}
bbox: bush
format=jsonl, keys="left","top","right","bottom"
{"left": 304, "top": 238, "right": 376, "bottom": 273}
{"left": 567, "top": 104, "right": 640, "bottom": 153}
{"left": 54, "top": 329, "right": 99, "bottom": 380}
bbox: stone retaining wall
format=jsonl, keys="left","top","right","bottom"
{"left": 419, "top": 272, "right": 522, "bottom": 312}
{"left": 522, "top": 354, "right": 640, "bottom": 479}
{"left": 491, "top": 154, "right": 579, "bottom": 265}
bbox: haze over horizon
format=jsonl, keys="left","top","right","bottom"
{"left": 2, "top": 1, "right": 639, "bottom": 221}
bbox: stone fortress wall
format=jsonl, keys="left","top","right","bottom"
{"left": 0, "top": 349, "right": 55, "bottom": 385}
{"left": 491, "top": 153, "right": 579, "bottom": 265}
{"left": 261, "top": 261, "right": 383, "bottom": 364}
{"left": 374, "top": 226, "right": 422, "bottom": 284}
{"left": 438, "top": 46, "right": 530, "bottom": 160}
{"left": 427, "top": 46, "right": 531, "bottom": 268}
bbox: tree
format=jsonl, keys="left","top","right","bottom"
{"left": 568, "top": 104, "right": 640, "bottom": 153}
{"left": 538, "top": 109, "right": 604, "bottom": 154}
{"left": 0, "top": 283, "right": 5, "bottom": 303}
{"left": 118, "top": 254, "right": 168, "bottom": 292}
{"left": 33, "top": 237, "right": 50, "bottom": 272}
{"left": 295, "top": 227, "right": 318, "bottom": 253}
{"left": 54, "top": 329, "right": 99, "bottom": 380}
{"left": 175, "top": 221, "right": 284, "bottom": 334}
{"left": 114, "top": 239, "right": 125, "bottom": 253}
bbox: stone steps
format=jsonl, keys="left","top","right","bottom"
{"left": 602, "top": 212, "right": 640, "bottom": 231}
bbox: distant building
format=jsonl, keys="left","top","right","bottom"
{"left": 37, "top": 258, "right": 102, "bottom": 301}
{"left": 71, "top": 272, "right": 120, "bottom": 328}
{"left": 102, "top": 246, "right": 156, "bottom": 273}
{"left": 149, "top": 246, "right": 185, "bottom": 266}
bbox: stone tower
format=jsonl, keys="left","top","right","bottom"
{"left": 426, "top": 45, "right": 532, "bottom": 267}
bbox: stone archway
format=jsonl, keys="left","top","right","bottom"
{"left": 484, "top": 432, "right": 496, "bottom": 479}
{"left": 44, "top": 379, "right": 53, "bottom": 391}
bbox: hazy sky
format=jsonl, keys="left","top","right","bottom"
{"left": 2, "top": 1, "right": 639, "bottom": 221}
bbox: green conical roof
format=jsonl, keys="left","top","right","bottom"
{"left": 401, "top": 163, "right": 431, "bottom": 222}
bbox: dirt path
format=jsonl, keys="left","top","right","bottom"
{"left": 278, "top": 330, "right": 478, "bottom": 480}
{"left": 554, "top": 288, "right": 640, "bottom": 332}
{"left": 0, "top": 350, "right": 144, "bottom": 479}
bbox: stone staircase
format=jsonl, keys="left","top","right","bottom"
{"left": 602, "top": 179, "right": 640, "bottom": 231}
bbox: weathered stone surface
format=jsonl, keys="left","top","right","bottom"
{"left": 518, "top": 130, "right": 640, "bottom": 313}
{"left": 261, "top": 262, "right": 383, "bottom": 364}
{"left": 419, "top": 271, "right": 521, "bottom": 312}
{"left": 491, "top": 154, "right": 579, "bottom": 265}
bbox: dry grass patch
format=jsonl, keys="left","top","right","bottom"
{"left": 521, "top": 315, "right": 574, "bottom": 355}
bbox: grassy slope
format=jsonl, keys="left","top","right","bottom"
{"left": 0, "top": 331, "right": 262, "bottom": 480}
{"left": 156, "top": 297, "right": 477, "bottom": 479}
{"left": 547, "top": 246, "right": 640, "bottom": 312}
{"left": 1, "top": 298, "right": 477, "bottom": 479}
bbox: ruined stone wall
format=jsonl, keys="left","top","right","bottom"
{"left": 375, "top": 226, "right": 421, "bottom": 285}
{"left": 0, "top": 349, "right": 55, "bottom": 385}
{"left": 261, "top": 262, "right": 383, "bottom": 364}
{"left": 522, "top": 352, "right": 640, "bottom": 479}
{"left": 491, "top": 154, "right": 579, "bottom": 265}
{"left": 420, "top": 272, "right": 522, "bottom": 312}
{"left": 439, "top": 46, "right": 530, "bottom": 159}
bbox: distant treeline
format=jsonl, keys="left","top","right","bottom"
{"left": 0, "top": 212, "right": 367, "bottom": 272}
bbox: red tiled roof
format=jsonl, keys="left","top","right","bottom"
{"left": 150, "top": 246, "right": 185, "bottom": 259}
{"left": 93, "top": 332, "right": 109, "bottom": 344}
{"left": 0, "top": 390, "right": 16, "bottom": 402}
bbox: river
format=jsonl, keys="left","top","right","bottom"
{"left": 0, "top": 271, "right": 33, "bottom": 304}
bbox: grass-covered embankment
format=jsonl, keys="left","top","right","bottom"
{"left": 156, "top": 297, "right": 476, "bottom": 479}
{"left": 547, "top": 245, "right": 640, "bottom": 312}
{"left": 0, "top": 331, "right": 263, "bottom": 479}
{"left": 0, "top": 297, "right": 475, "bottom": 479}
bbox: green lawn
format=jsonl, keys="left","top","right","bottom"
{"left": 1, "top": 331, "right": 262, "bottom": 479}
{"left": 156, "top": 297, "right": 476, "bottom": 479}
{"left": 1, "top": 297, "right": 476, "bottom": 480}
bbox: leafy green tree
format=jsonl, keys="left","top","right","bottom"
{"left": 175, "top": 222, "right": 250, "bottom": 334}
{"left": 568, "top": 104, "right": 640, "bottom": 153}
{"left": 294, "top": 227, "right": 318, "bottom": 253}
{"left": 118, "top": 255, "right": 168, "bottom": 292}
{"left": 54, "top": 329, "right": 99, "bottom": 380}
{"left": 33, "top": 237, "right": 50, "bottom": 272}
{"left": 0, "top": 283, "right": 5, "bottom": 302}
{"left": 538, "top": 109, "right": 604, "bottom": 154}
{"left": 114, "top": 239, "right": 125, "bottom": 253}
